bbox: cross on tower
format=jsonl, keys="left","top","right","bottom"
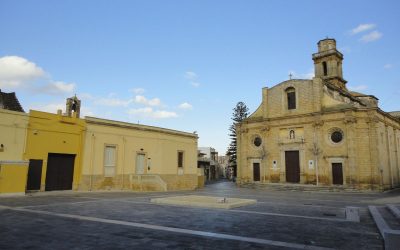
{"left": 289, "top": 73, "right": 293, "bottom": 80}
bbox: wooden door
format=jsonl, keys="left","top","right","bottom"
{"left": 253, "top": 163, "right": 260, "bottom": 181}
{"left": 285, "top": 151, "right": 300, "bottom": 183}
{"left": 332, "top": 163, "right": 343, "bottom": 185}
{"left": 45, "top": 153, "right": 75, "bottom": 191}
{"left": 135, "top": 153, "right": 145, "bottom": 174}
{"left": 27, "top": 159, "right": 43, "bottom": 191}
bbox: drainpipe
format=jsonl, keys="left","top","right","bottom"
{"left": 89, "top": 133, "right": 95, "bottom": 191}
{"left": 313, "top": 126, "right": 319, "bottom": 186}
{"left": 121, "top": 136, "right": 126, "bottom": 190}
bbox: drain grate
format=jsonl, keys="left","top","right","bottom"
{"left": 323, "top": 213, "right": 337, "bottom": 217}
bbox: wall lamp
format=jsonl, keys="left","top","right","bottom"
{"left": 0, "top": 144, "right": 4, "bottom": 152}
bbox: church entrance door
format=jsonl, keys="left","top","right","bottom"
{"left": 253, "top": 163, "right": 260, "bottom": 181}
{"left": 332, "top": 163, "right": 343, "bottom": 185}
{"left": 285, "top": 151, "right": 300, "bottom": 183}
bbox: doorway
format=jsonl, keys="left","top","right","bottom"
{"left": 27, "top": 159, "right": 43, "bottom": 191}
{"left": 332, "top": 163, "right": 343, "bottom": 185}
{"left": 253, "top": 163, "right": 260, "bottom": 181}
{"left": 285, "top": 151, "right": 300, "bottom": 183}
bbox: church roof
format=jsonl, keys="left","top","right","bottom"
{"left": 349, "top": 91, "right": 365, "bottom": 96}
{"left": 349, "top": 91, "right": 378, "bottom": 100}
{"left": 0, "top": 89, "right": 25, "bottom": 112}
{"left": 389, "top": 111, "right": 400, "bottom": 118}
{"left": 323, "top": 81, "right": 366, "bottom": 106}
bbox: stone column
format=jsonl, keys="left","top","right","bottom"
{"left": 366, "top": 113, "right": 380, "bottom": 190}
{"left": 344, "top": 114, "right": 357, "bottom": 186}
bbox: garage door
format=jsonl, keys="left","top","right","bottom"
{"left": 45, "top": 153, "right": 75, "bottom": 191}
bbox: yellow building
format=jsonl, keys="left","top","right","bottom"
{"left": 79, "top": 117, "right": 198, "bottom": 191}
{"left": 24, "top": 110, "right": 85, "bottom": 191}
{"left": 237, "top": 38, "right": 400, "bottom": 190}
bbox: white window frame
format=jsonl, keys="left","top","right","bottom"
{"left": 104, "top": 144, "right": 117, "bottom": 177}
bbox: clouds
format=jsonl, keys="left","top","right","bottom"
{"left": 384, "top": 64, "right": 393, "bottom": 69}
{"left": 127, "top": 107, "right": 178, "bottom": 119}
{"left": 38, "top": 81, "right": 76, "bottom": 95}
{"left": 360, "top": 31, "right": 383, "bottom": 43}
{"left": 88, "top": 91, "right": 191, "bottom": 120}
{"left": 288, "top": 69, "right": 314, "bottom": 80}
{"left": 349, "top": 23, "right": 382, "bottom": 43}
{"left": 0, "top": 56, "right": 45, "bottom": 88}
{"left": 94, "top": 96, "right": 132, "bottom": 107}
{"left": 0, "top": 55, "right": 75, "bottom": 95}
{"left": 134, "top": 95, "right": 161, "bottom": 106}
{"left": 351, "top": 24, "right": 376, "bottom": 34}
{"left": 179, "top": 102, "right": 193, "bottom": 110}
{"left": 185, "top": 71, "right": 201, "bottom": 87}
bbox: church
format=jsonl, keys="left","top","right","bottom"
{"left": 237, "top": 38, "right": 400, "bottom": 190}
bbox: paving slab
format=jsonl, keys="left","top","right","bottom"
{"left": 150, "top": 195, "right": 257, "bottom": 209}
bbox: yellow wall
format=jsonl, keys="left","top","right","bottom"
{"left": 24, "top": 110, "right": 85, "bottom": 191}
{"left": 80, "top": 117, "right": 198, "bottom": 191}
{"left": 0, "top": 109, "right": 28, "bottom": 161}
{"left": 0, "top": 161, "right": 28, "bottom": 195}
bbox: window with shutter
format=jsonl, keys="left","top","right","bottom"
{"left": 104, "top": 145, "right": 116, "bottom": 177}
{"left": 178, "top": 151, "right": 184, "bottom": 168}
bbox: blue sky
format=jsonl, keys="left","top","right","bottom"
{"left": 1, "top": 0, "right": 399, "bottom": 153}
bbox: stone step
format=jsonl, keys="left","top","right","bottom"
{"left": 387, "top": 204, "right": 400, "bottom": 220}
{"left": 369, "top": 205, "right": 400, "bottom": 250}
{"left": 239, "top": 182, "right": 362, "bottom": 192}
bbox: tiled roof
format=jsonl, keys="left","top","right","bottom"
{"left": 0, "top": 90, "right": 25, "bottom": 112}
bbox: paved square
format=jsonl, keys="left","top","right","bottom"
{"left": 1, "top": 181, "right": 398, "bottom": 249}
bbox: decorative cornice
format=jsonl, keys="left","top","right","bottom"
{"left": 344, "top": 116, "right": 357, "bottom": 124}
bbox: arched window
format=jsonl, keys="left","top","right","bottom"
{"left": 286, "top": 87, "right": 296, "bottom": 110}
{"left": 322, "top": 61, "right": 328, "bottom": 76}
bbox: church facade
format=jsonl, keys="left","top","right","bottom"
{"left": 237, "top": 39, "right": 400, "bottom": 190}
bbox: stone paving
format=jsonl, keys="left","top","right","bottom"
{"left": 1, "top": 181, "right": 399, "bottom": 249}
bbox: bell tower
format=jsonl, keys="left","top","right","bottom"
{"left": 312, "top": 38, "right": 347, "bottom": 90}
{"left": 66, "top": 95, "right": 81, "bottom": 118}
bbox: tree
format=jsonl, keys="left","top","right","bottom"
{"left": 226, "top": 101, "right": 249, "bottom": 178}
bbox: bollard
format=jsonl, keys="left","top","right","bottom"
{"left": 345, "top": 206, "right": 360, "bottom": 222}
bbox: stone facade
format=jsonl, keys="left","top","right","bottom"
{"left": 237, "top": 38, "right": 400, "bottom": 190}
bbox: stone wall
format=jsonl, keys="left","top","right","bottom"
{"left": 238, "top": 79, "right": 400, "bottom": 190}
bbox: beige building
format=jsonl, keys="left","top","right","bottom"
{"left": 0, "top": 108, "right": 29, "bottom": 161}
{"left": 79, "top": 117, "right": 199, "bottom": 191}
{"left": 237, "top": 38, "right": 400, "bottom": 190}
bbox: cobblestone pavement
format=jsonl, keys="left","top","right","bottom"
{"left": 1, "top": 181, "right": 399, "bottom": 249}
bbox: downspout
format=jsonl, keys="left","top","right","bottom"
{"left": 89, "top": 133, "right": 95, "bottom": 191}
{"left": 121, "top": 136, "right": 126, "bottom": 190}
{"left": 314, "top": 126, "right": 319, "bottom": 186}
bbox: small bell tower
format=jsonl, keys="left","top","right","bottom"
{"left": 66, "top": 95, "right": 81, "bottom": 118}
{"left": 312, "top": 38, "right": 347, "bottom": 90}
